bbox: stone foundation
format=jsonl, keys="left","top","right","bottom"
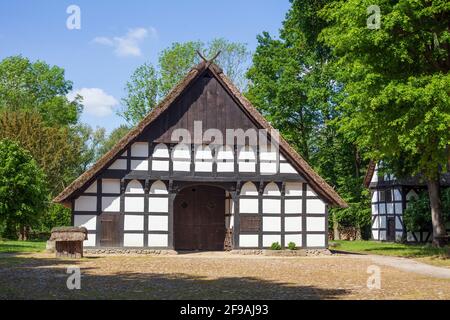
{"left": 231, "top": 249, "right": 332, "bottom": 256}
{"left": 84, "top": 248, "right": 178, "bottom": 255}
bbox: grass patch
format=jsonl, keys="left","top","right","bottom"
{"left": 0, "top": 240, "right": 46, "bottom": 253}
{"left": 330, "top": 240, "right": 450, "bottom": 259}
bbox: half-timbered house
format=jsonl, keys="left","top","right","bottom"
{"left": 364, "top": 161, "right": 450, "bottom": 242}
{"left": 54, "top": 60, "right": 346, "bottom": 251}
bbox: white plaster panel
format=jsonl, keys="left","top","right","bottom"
{"left": 131, "top": 159, "right": 148, "bottom": 171}
{"left": 280, "top": 163, "right": 297, "bottom": 174}
{"left": 238, "top": 162, "right": 256, "bottom": 172}
{"left": 379, "top": 230, "right": 386, "bottom": 241}
{"left": 74, "top": 196, "right": 97, "bottom": 212}
{"left": 173, "top": 161, "right": 191, "bottom": 172}
{"left": 124, "top": 233, "right": 144, "bottom": 247}
{"left": 102, "top": 179, "right": 121, "bottom": 194}
{"left": 108, "top": 159, "right": 127, "bottom": 170}
{"left": 372, "top": 204, "right": 378, "bottom": 215}
{"left": 371, "top": 191, "right": 378, "bottom": 203}
{"left": 285, "top": 234, "right": 302, "bottom": 247}
{"left": 372, "top": 231, "right": 379, "bottom": 240}
{"left": 263, "top": 217, "right": 281, "bottom": 232}
{"left": 217, "top": 162, "right": 234, "bottom": 172}
{"left": 379, "top": 204, "right": 386, "bottom": 214}
{"left": 85, "top": 181, "right": 97, "bottom": 193}
{"left": 148, "top": 234, "right": 168, "bottom": 247}
{"left": 101, "top": 196, "right": 120, "bottom": 212}
{"left": 285, "top": 182, "right": 302, "bottom": 197}
{"left": 125, "top": 197, "right": 144, "bottom": 212}
{"left": 263, "top": 234, "right": 281, "bottom": 247}
{"left": 379, "top": 216, "right": 386, "bottom": 228}
{"left": 263, "top": 183, "right": 281, "bottom": 196}
{"left": 124, "top": 215, "right": 144, "bottom": 231}
{"left": 126, "top": 180, "right": 144, "bottom": 194}
{"left": 131, "top": 142, "right": 148, "bottom": 157}
{"left": 239, "top": 235, "right": 258, "bottom": 248}
{"left": 260, "top": 150, "right": 277, "bottom": 161}
{"left": 148, "top": 215, "right": 168, "bottom": 231}
{"left": 262, "top": 199, "right": 281, "bottom": 214}
{"left": 84, "top": 234, "right": 96, "bottom": 247}
{"left": 153, "top": 144, "right": 169, "bottom": 158}
{"left": 149, "top": 197, "right": 168, "bottom": 213}
{"left": 150, "top": 181, "right": 168, "bottom": 195}
{"left": 307, "top": 199, "right": 326, "bottom": 214}
{"left": 372, "top": 216, "right": 379, "bottom": 229}
{"left": 152, "top": 160, "right": 169, "bottom": 171}
{"left": 395, "top": 232, "right": 403, "bottom": 241}
{"left": 285, "top": 217, "right": 302, "bottom": 232}
{"left": 394, "top": 189, "right": 402, "bottom": 201}
{"left": 387, "top": 203, "right": 394, "bottom": 214}
{"left": 395, "top": 203, "right": 403, "bottom": 214}
{"left": 241, "top": 182, "right": 258, "bottom": 195}
{"left": 285, "top": 199, "right": 302, "bottom": 214}
{"left": 195, "top": 161, "right": 213, "bottom": 172}
{"left": 74, "top": 215, "right": 96, "bottom": 230}
{"left": 396, "top": 216, "right": 403, "bottom": 230}
{"left": 307, "top": 217, "right": 325, "bottom": 232}
{"left": 306, "top": 234, "right": 325, "bottom": 247}
{"left": 306, "top": 186, "right": 318, "bottom": 197}
{"left": 260, "top": 162, "right": 277, "bottom": 174}
{"left": 239, "top": 199, "right": 258, "bottom": 213}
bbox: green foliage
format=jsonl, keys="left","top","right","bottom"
{"left": 247, "top": 0, "right": 369, "bottom": 225}
{"left": 0, "top": 55, "right": 82, "bottom": 126}
{"left": 96, "top": 125, "right": 131, "bottom": 160}
{"left": 331, "top": 200, "right": 372, "bottom": 229}
{"left": 320, "top": 0, "right": 450, "bottom": 180}
{"left": 287, "top": 242, "right": 297, "bottom": 250}
{"left": 404, "top": 189, "right": 450, "bottom": 232}
{"left": 39, "top": 203, "right": 71, "bottom": 233}
{"left": 120, "top": 63, "right": 159, "bottom": 126}
{"left": 270, "top": 242, "right": 282, "bottom": 250}
{"left": 0, "top": 111, "right": 85, "bottom": 195}
{"left": 0, "top": 139, "right": 48, "bottom": 237}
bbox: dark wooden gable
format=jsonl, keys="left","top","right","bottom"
{"left": 140, "top": 70, "right": 258, "bottom": 144}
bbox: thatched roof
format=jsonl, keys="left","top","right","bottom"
{"left": 53, "top": 61, "right": 347, "bottom": 208}
{"left": 50, "top": 227, "right": 88, "bottom": 241}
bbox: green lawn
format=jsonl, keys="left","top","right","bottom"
{"left": 0, "top": 240, "right": 46, "bottom": 253}
{"left": 330, "top": 240, "right": 450, "bottom": 267}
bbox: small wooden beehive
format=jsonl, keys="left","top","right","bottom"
{"left": 50, "top": 227, "right": 88, "bottom": 258}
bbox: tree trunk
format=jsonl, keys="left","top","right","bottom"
{"left": 427, "top": 178, "right": 447, "bottom": 247}
{"left": 333, "top": 214, "right": 340, "bottom": 240}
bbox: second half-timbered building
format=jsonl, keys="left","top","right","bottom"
{"left": 54, "top": 60, "right": 347, "bottom": 251}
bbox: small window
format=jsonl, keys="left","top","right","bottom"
{"left": 379, "top": 189, "right": 392, "bottom": 203}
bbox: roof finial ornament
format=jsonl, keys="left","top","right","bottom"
{"left": 196, "top": 50, "right": 222, "bottom": 67}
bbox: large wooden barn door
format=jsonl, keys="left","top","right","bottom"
{"left": 174, "top": 185, "right": 225, "bottom": 251}
{"left": 99, "top": 213, "right": 121, "bottom": 247}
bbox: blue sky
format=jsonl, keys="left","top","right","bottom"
{"left": 0, "top": 0, "right": 290, "bottom": 133}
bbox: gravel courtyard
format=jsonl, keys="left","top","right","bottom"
{"left": 1, "top": 252, "right": 449, "bottom": 300}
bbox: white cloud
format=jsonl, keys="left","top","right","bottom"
{"left": 68, "top": 88, "right": 119, "bottom": 117}
{"left": 93, "top": 27, "right": 157, "bottom": 57}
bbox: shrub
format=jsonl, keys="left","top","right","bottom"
{"left": 270, "top": 242, "right": 282, "bottom": 250}
{"left": 287, "top": 242, "right": 297, "bottom": 250}
{"left": 403, "top": 189, "right": 450, "bottom": 232}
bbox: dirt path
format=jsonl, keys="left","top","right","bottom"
{"left": 1, "top": 252, "right": 449, "bottom": 299}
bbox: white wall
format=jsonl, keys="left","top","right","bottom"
{"left": 262, "top": 217, "right": 281, "bottom": 232}
{"left": 148, "top": 216, "right": 168, "bottom": 231}
{"left": 124, "top": 215, "right": 144, "bottom": 231}
{"left": 74, "top": 215, "right": 96, "bottom": 230}
{"left": 125, "top": 197, "right": 144, "bottom": 212}
{"left": 131, "top": 142, "right": 148, "bottom": 157}
{"left": 74, "top": 196, "right": 96, "bottom": 212}
{"left": 239, "top": 234, "right": 258, "bottom": 247}
{"left": 306, "top": 234, "right": 325, "bottom": 247}
{"left": 148, "top": 234, "right": 168, "bottom": 247}
{"left": 102, "top": 196, "right": 120, "bottom": 212}
{"left": 285, "top": 217, "right": 302, "bottom": 232}
{"left": 124, "top": 234, "right": 144, "bottom": 247}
